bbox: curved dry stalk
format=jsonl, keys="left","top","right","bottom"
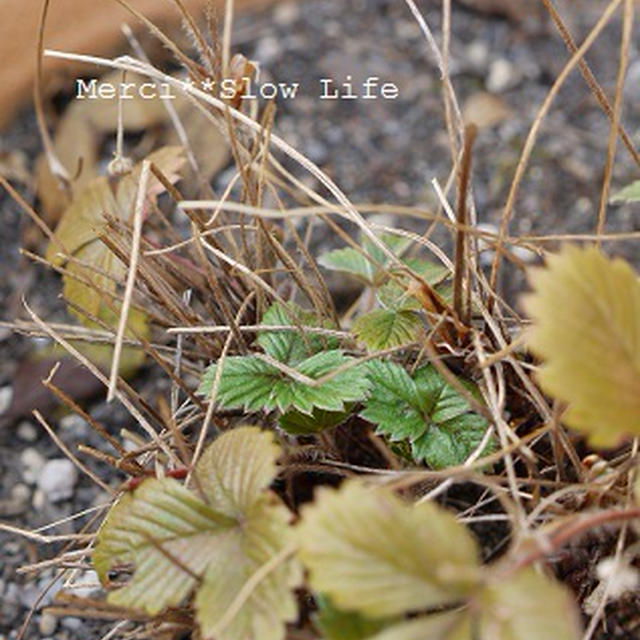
{"left": 540, "top": 0, "right": 640, "bottom": 167}
{"left": 107, "top": 160, "right": 150, "bottom": 402}
{"left": 35, "top": 0, "right": 70, "bottom": 184}
{"left": 488, "top": 0, "right": 623, "bottom": 296}
{"left": 596, "top": 0, "right": 634, "bottom": 243}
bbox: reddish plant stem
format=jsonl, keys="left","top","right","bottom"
{"left": 508, "top": 506, "right": 640, "bottom": 575}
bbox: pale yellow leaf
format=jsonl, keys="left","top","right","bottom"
{"left": 93, "top": 477, "right": 235, "bottom": 614}
{"left": 523, "top": 246, "right": 640, "bottom": 447}
{"left": 478, "top": 568, "right": 582, "bottom": 640}
{"left": 45, "top": 176, "right": 117, "bottom": 265}
{"left": 195, "top": 426, "right": 281, "bottom": 518}
{"left": 93, "top": 428, "right": 301, "bottom": 640}
{"left": 195, "top": 496, "right": 302, "bottom": 640}
{"left": 45, "top": 146, "right": 184, "bottom": 351}
{"left": 367, "top": 611, "right": 472, "bottom": 640}
{"left": 297, "top": 481, "right": 480, "bottom": 618}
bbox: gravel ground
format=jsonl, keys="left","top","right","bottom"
{"left": 1, "top": 1, "right": 639, "bottom": 638}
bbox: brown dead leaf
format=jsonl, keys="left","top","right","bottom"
{"left": 46, "top": 146, "right": 185, "bottom": 334}
{"left": 0, "top": 150, "right": 30, "bottom": 185}
{"left": 0, "top": 339, "right": 147, "bottom": 428}
{"left": 36, "top": 71, "right": 230, "bottom": 225}
{"left": 0, "top": 0, "right": 277, "bottom": 129}
{"left": 463, "top": 92, "right": 512, "bottom": 129}
{"left": 0, "top": 354, "right": 102, "bottom": 427}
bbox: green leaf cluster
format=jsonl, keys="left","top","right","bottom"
{"left": 199, "top": 302, "right": 368, "bottom": 420}
{"left": 319, "top": 233, "right": 449, "bottom": 350}
{"left": 199, "top": 301, "right": 491, "bottom": 468}
{"left": 361, "top": 360, "right": 492, "bottom": 469}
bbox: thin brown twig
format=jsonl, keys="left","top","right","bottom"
{"left": 540, "top": 0, "right": 640, "bottom": 167}
{"left": 488, "top": 0, "right": 623, "bottom": 300}
{"left": 596, "top": 0, "right": 634, "bottom": 243}
{"left": 108, "top": 160, "right": 151, "bottom": 402}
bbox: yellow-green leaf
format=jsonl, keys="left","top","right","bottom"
{"left": 93, "top": 427, "right": 301, "bottom": 640}
{"left": 45, "top": 146, "right": 185, "bottom": 336}
{"left": 366, "top": 611, "right": 472, "bottom": 640}
{"left": 523, "top": 246, "right": 640, "bottom": 447}
{"left": 195, "top": 495, "right": 301, "bottom": 640}
{"left": 93, "top": 477, "right": 234, "bottom": 613}
{"left": 352, "top": 309, "right": 421, "bottom": 350}
{"left": 46, "top": 147, "right": 185, "bottom": 265}
{"left": 611, "top": 180, "right": 640, "bottom": 204}
{"left": 478, "top": 568, "right": 581, "bottom": 640}
{"left": 297, "top": 480, "right": 480, "bottom": 618}
{"left": 195, "top": 425, "right": 281, "bottom": 517}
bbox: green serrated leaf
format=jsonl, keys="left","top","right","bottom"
{"left": 377, "top": 280, "right": 421, "bottom": 311}
{"left": 314, "top": 594, "right": 390, "bottom": 640}
{"left": 256, "top": 302, "right": 337, "bottom": 366}
{"left": 93, "top": 427, "right": 301, "bottom": 640}
{"left": 318, "top": 246, "right": 380, "bottom": 285}
{"left": 279, "top": 407, "right": 351, "bottom": 435}
{"left": 297, "top": 481, "right": 480, "bottom": 618}
{"left": 199, "top": 350, "right": 370, "bottom": 415}
{"left": 377, "top": 260, "right": 449, "bottom": 311}
{"left": 611, "top": 180, "right": 640, "bottom": 204}
{"left": 402, "top": 258, "right": 450, "bottom": 283}
{"left": 352, "top": 309, "right": 421, "bottom": 350}
{"left": 360, "top": 360, "right": 491, "bottom": 469}
{"left": 478, "top": 568, "right": 581, "bottom": 640}
{"left": 318, "top": 233, "right": 410, "bottom": 286}
{"left": 522, "top": 246, "right": 640, "bottom": 447}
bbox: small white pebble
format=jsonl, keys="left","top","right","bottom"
{"left": 511, "top": 245, "right": 538, "bottom": 264}
{"left": 253, "top": 36, "right": 281, "bottom": 64}
{"left": 16, "top": 421, "right": 38, "bottom": 443}
{"left": 273, "top": 2, "right": 299, "bottom": 26}
{"left": 61, "top": 617, "right": 83, "bottom": 631}
{"left": 11, "top": 483, "right": 31, "bottom": 503}
{"left": 395, "top": 20, "right": 420, "bottom": 40}
{"left": 59, "top": 414, "right": 87, "bottom": 432}
{"left": 466, "top": 41, "right": 489, "bottom": 69}
{"left": 67, "top": 570, "right": 100, "bottom": 598}
{"left": 20, "top": 448, "right": 46, "bottom": 485}
{"left": 32, "top": 488, "right": 46, "bottom": 510}
{"left": 38, "top": 613, "right": 57, "bottom": 636}
{"left": 486, "top": 58, "right": 520, "bottom": 93}
{"left": 37, "top": 459, "right": 78, "bottom": 503}
{"left": 0, "top": 386, "right": 12, "bottom": 414}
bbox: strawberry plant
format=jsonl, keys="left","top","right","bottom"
{"left": 3, "top": 2, "right": 640, "bottom": 640}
